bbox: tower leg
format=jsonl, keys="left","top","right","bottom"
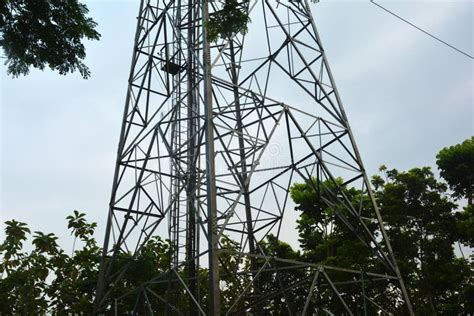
{"left": 202, "top": 1, "right": 221, "bottom": 314}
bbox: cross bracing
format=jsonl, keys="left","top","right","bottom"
{"left": 94, "top": 0, "right": 414, "bottom": 315}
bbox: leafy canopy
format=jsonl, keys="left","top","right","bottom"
{"left": 0, "top": 0, "right": 100, "bottom": 78}
{"left": 373, "top": 166, "right": 472, "bottom": 315}
{"left": 436, "top": 137, "right": 474, "bottom": 205}
{"left": 0, "top": 211, "right": 102, "bottom": 314}
{"left": 289, "top": 166, "right": 473, "bottom": 314}
{"left": 206, "top": 0, "right": 250, "bottom": 42}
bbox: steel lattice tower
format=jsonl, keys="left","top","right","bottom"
{"left": 95, "top": 1, "right": 414, "bottom": 315}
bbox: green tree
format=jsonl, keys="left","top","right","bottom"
{"left": 0, "top": 212, "right": 246, "bottom": 314}
{"left": 374, "top": 167, "right": 472, "bottom": 315}
{"left": 291, "top": 177, "right": 375, "bottom": 270}
{"left": 0, "top": 220, "right": 31, "bottom": 313}
{"left": 105, "top": 236, "right": 173, "bottom": 314}
{"left": 206, "top": 0, "right": 250, "bottom": 42}
{"left": 290, "top": 167, "right": 473, "bottom": 315}
{"left": 0, "top": 0, "right": 100, "bottom": 78}
{"left": 0, "top": 220, "right": 60, "bottom": 314}
{"left": 436, "top": 138, "right": 474, "bottom": 314}
{"left": 436, "top": 137, "right": 474, "bottom": 206}
{"left": 252, "top": 234, "right": 306, "bottom": 314}
{"left": 456, "top": 205, "right": 474, "bottom": 248}
{"left": 47, "top": 211, "right": 101, "bottom": 314}
{"left": 0, "top": 212, "right": 104, "bottom": 314}
{"left": 290, "top": 177, "right": 382, "bottom": 314}
{"left": 219, "top": 236, "right": 249, "bottom": 312}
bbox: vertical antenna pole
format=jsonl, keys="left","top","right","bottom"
{"left": 202, "top": 0, "right": 221, "bottom": 314}
{"left": 187, "top": 0, "right": 199, "bottom": 313}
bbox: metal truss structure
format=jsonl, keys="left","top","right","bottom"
{"left": 95, "top": 0, "right": 414, "bottom": 315}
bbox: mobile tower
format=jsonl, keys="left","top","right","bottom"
{"left": 95, "top": 1, "right": 414, "bottom": 315}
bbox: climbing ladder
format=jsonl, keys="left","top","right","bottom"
{"left": 168, "top": 0, "right": 192, "bottom": 269}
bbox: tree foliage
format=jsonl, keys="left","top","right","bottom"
{"left": 0, "top": 0, "right": 100, "bottom": 78}
{"left": 436, "top": 137, "right": 474, "bottom": 205}
{"left": 373, "top": 167, "right": 472, "bottom": 315}
{"left": 456, "top": 205, "right": 474, "bottom": 248}
{"left": 291, "top": 177, "right": 375, "bottom": 271}
{"left": 206, "top": 0, "right": 250, "bottom": 42}
{"left": 1, "top": 141, "right": 473, "bottom": 314}
{"left": 0, "top": 213, "right": 101, "bottom": 315}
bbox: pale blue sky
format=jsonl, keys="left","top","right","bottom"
{"left": 1, "top": 0, "right": 472, "bottom": 251}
